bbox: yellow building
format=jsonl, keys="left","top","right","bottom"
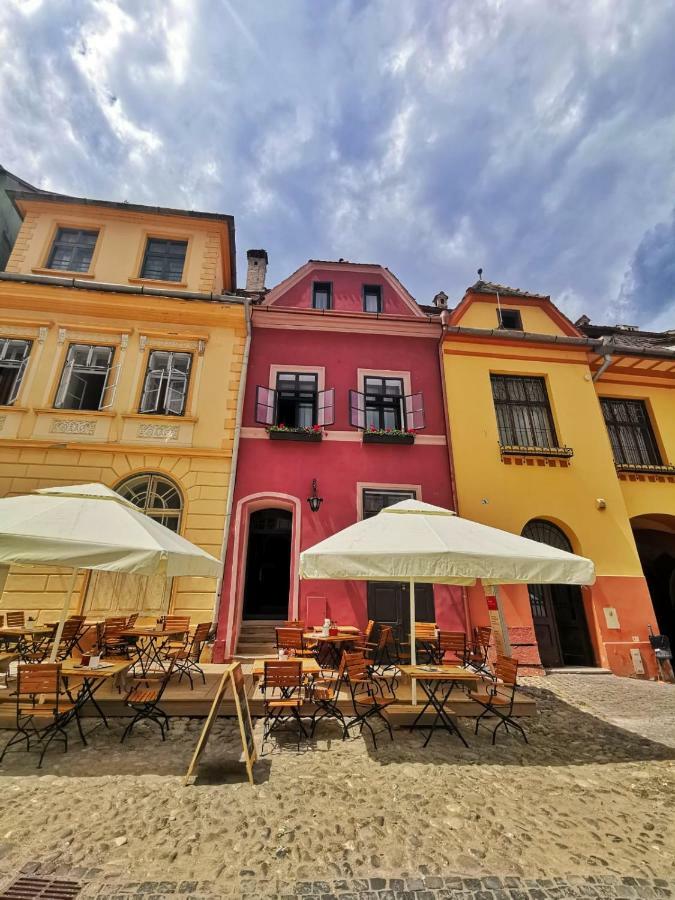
{"left": 442, "top": 281, "right": 675, "bottom": 677}
{"left": 0, "top": 189, "right": 247, "bottom": 624}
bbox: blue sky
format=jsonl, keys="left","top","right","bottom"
{"left": 1, "top": 0, "right": 674, "bottom": 329}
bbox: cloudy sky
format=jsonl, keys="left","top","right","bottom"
{"left": 1, "top": 0, "right": 674, "bottom": 328}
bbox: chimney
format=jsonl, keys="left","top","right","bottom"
{"left": 246, "top": 249, "right": 268, "bottom": 292}
{"left": 433, "top": 291, "right": 448, "bottom": 309}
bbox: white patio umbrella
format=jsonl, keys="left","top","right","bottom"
{"left": 300, "top": 500, "right": 595, "bottom": 698}
{"left": 0, "top": 483, "right": 221, "bottom": 661}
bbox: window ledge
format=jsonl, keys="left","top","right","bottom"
{"left": 35, "top": 407, "right": 115, "bottom": 418}
{"left": 128, "top": 277, "right": 188, "bottom": 289}
{"left": 122, "top": 412, "right": 197, "bottom": 424}
{"left": 32, "top": 267, "right": 96, "bottom": 279}
{"left": 268, "top": 429, "right": 323, "bottom": 442}
{"left": 0, "top": 405, "right": 28, "bottom": 412}
{"left": 500, "top": 444, "right": 574, "bottom": 459}
{"left": 363, "top": 432, "right": 415, "bottom": 445}
{"left": 616, "top": 462, "right": 675, "bottom": 475}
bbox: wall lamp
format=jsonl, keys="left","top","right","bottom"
{"left": 307, "top": 479, "right": 323, "bottom": 513}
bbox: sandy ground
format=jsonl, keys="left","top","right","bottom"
{"left": 0, "top": 674, "right": 674, "bottom": 896}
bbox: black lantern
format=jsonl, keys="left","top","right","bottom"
{"left": 307, "top": 478, "right": 323, "bottom": 513}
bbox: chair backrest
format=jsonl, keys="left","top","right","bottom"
{"left": 343, "top": 650, "right": 369, "bottom": 682}
{"left": 7, "top": 611, "right": 25, "bottom": 628}
{"left": 163, "top": 616, "right": 190, "bottom": 633}
{"left": 95, "top": 621, "right": 104, "bottom": 650}
{"left": 282, "top": 620, "right": 305, "bottom": 630}
{"left": 439, "top": 631, "right": 466, "bottom": 654}
{"left": 377, "top": 624, "right": 394, "bottom": 650}
{"left": 58, "top": 619, "right": 82, "bottom": 643}
{"left": 67, "top": 615, "right": 86, "bottom": 624}
{"left": 105, "top": 616, "right": 127, "bottom": 628}
{"left": 192, "top": 621, "right": 212, "bottom": 645}
{"left": 414, "top": 622, "right": 437, "bottom": 641}
{"left": 276, "top": 627, "right": 304, "bottom": 653}
{"left": 17, "top": 662, "right": 61, "bottom": 697}
{"left": 495, "top": 655, "right": 518, "bottom": 686}
{"left": 126, "top": 613, "right": 139, "bottom": 627}
{"left": 474, "top": 625, "right": 492, "bottom": 650}
{"left": 264, "top": 659, "right": 303, "bottom": 691}
{"left": 362, "top": 619, "right": 375, "bottom": 643}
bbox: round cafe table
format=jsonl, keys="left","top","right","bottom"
{"left": 303, "top": 629, "right": 359, "bottom": 668}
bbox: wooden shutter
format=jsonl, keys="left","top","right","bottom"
{"left": 317, "top": 388, "right": 334, "bottom": 427}
{"left": 349, "top": 389, "right": 365, "bottom": 429}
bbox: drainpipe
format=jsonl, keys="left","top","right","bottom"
{"left": 213, "top": 297, "right": 252, "bottom": 660}
{"left": 437, "top": 316, "right": 471, "bottom": 632}
{"left": 592, "top": 352, "right": 613, "bottom": 382}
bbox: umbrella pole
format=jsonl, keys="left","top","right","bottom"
{"left": 49, "top": 568, "right": 79, "bottom": 663}
{"left": 410, "top": 578, "right": 417, "bottom": 705}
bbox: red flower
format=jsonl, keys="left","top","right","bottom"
{"left": 312, "top": 424, "right": 321, "bottom": 432}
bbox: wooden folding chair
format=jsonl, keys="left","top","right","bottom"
{"left": 161, "top": 616, "right": 191, "bottom": 656}
{"left": 0, "top": 663, "right": 81, "bottom": 768}
{"left": 121, "top": 655, "right": 177, "bottom": 742}
{"left": 309, "top": 653, "right": 349, "bottom": 739}
{"left": 261, "top": 659, "right": 307, "bottom": 751}
{"left": 468, "top": 625, "right": 492, "bottom": 675}
{"left": 6, "top": 611, "right": 25, "bottom": 628}
{"left": 437, "top": 631, "right": 468, "bottom": 667}
{"left": 343, "top": 651, "right": 394, "bottom": 749}
{"left": 275, "top": 627, "right": 314, "bottom": 658}
{"left": 174, "top": 622, "right": 212, "bottom": 688}
{"left": 101, "top": 617, "right": 131, "bottom": 657}
{"left": 357, "top": 624, "right": 399, "bottom": 695}
{"left": 470, "top": 656, "right": 528, "bottom": 744}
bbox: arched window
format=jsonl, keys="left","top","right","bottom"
{"left": 116, "top": 473, "right": 183, "bottom": 533}
{"left": 522, "top": 519, "right": 572, "bottom": 552}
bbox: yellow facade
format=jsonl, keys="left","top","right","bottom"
{"left": 443, "top": 286, "right": 675, "bottom": 677}
{"left": 0, "top": 193, "right": 245, "bottom": 624}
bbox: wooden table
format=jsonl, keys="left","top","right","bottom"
{"left": 399, "top": 665, "right": 479, "bottom": 747}
{"left": 0, "top": 625, "right": 54, "bottom": 661}
{"left": 303, "top": 630, "right": 360, "bottom": 667}
{"left": 60, "top": 657, "right": 133, "bottom": 736}
{"left": 251, "top": 657, "right": 321, "bottom": 678}
{"left": 121, "top": 627, "right": 185, "bottom": 676}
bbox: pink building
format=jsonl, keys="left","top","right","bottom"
{"left": 214, "top": 256, "right": 462, "bottom": 660}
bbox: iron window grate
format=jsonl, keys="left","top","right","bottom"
{"left": 0, "top": 877, "right": 81, "bottom": 899}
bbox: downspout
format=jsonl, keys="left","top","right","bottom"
{"left": 592, "top": 352, "right": 613, "bottom": 382}
{"left": 437, "top": 314, "right": 471, "bottom": 631}
{"left": 213, "top": 297, "right": 252, "bottom": 658}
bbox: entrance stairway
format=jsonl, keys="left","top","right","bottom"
{"left": 234, "top": 619, "right": 282, "bottom": 660}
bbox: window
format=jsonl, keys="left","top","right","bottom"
{"left": 312, "top": 282, "right": 332, "bottom": 310}
{"left": 116, "top": 473, "right": 182, "bottom": 533}
{"left": 363, "top": 285, "right": 382, "bottom": 314}
{"left": 54, "top": 344, "right": 118, "bottom": 411}
{"left": 497, "top": 308, "right": 523, "bottom": 330}
{"left": 363, "top": 489, "right": 416, "bottom": 519}
{"left": 364, "top": 377, "right": 404, "bottom": 430}
{"left": 47, "top": 228, "right": 98, "bottom": 273}
{"left": 140, "top": 238, "right": 188, "bottom": 282}
{"left": 0, "top": 338, "right": 31, "bottom": 405}
{"left": 140, "top": 350, "right": 192, "bottom": 417}
{"left": 491, "top": 375, "right": 558, "bottom": 448}
{"left": 600, "top": 398, "right": 662, "bottom": 466}
{"left": 275, "top": 372, "right": 318, "bottom": 427}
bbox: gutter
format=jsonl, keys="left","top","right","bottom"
{"left": 212, "top": 297, "right": 252, "bottom": 659}
{"left": 592, "top": 353, "right": 614, "bottom": 382}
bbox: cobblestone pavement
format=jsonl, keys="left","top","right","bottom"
{"left": 1, "top": 866, "right": 674, "bottom": 899}
{"left": 524, "top": 674, "right": 675, "bottom": 749}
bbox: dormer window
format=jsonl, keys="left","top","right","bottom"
{"left": 47, "top": 228, "right": 98, "bottom": 273}
{"left": 141, "top": 238, "right": 188, "bottom": 282}
{"left": 363, "top": 285, "right": 382, "bottom": 314}
{"left": 312, "top": 282, "right": 332, "bottom": 310}
{"left": 497, "top": 308, "right": 523, "bottom": 330}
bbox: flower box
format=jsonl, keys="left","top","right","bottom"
{"left": 268, "top": 429, "right": 322, "bottom": 442}
{"left": 363, "top": 432, "right": 415, "bottom": 445}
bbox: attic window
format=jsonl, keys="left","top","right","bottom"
{"left": 497, "top": 308, "right": 523, "bottom": 330}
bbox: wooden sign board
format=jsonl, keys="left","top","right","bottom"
{"left": 184, "top": 661, "right": 257, "bottom": 786}
{"left": 485, "top": 588, "right": 511, "bottom": 657}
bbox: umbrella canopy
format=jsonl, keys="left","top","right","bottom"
{"left": 0, "top": 483, "right": 220, "bottom": 578}
{"left": 300, "top": 499, "right": 595, "bottom": 586}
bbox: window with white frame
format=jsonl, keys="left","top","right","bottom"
{"left": 362, "top": 488, "right": 416, "bottom": 519}
{"left": 139, "top": 350, "right": 192, "bottom": 416}
{"left": 54, "top": 343, "right": 118, "bottom": 411}
{"left": 47, "top": 228, "right": 98, "bottom": 273}
{"left": 0, "top": 338, "right": 32, "bottom": 406}
{"left": 349, "top": 377, "right": 425, "bottom": 432}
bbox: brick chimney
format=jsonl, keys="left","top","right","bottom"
{"left": 246, "top": 249, "right": 268, "bottom": 292}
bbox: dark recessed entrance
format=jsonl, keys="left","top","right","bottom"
{"left": 523, "top": 519, "right": 594, "bottom": 668}
{"left": 243, "top": 508, "right": 292, "bottom": 620}
{"left": 632, "top": 520, "right": 675, "bottom": 654}
{"left": 367, "top": 581, "right": 435, "bottom": 642}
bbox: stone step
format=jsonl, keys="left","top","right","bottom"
{"left": 545, "top": 666, "right": 613, "bottom": 675}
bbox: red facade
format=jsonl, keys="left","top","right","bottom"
{"left": 215, "top": 262, "right": 463, "bottom": 660}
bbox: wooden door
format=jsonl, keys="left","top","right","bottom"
{"left": 367, "top": 581, "right": 435, "bottom": 641}
{"left": 552, "top": 584, "right": 594, "bottom": 666}
{"left": 84, "top": 571, "right": 172, "bottom": 619}
{"left": 528, "top": 583, "right": 563, "bottom": 667}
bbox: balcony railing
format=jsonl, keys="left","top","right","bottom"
{"left": 615, "top": 462, "right": 675, "bottom": 475}
{"left": 499, "top": 444, "right": 574, "bottom": 459}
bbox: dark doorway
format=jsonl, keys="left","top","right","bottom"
{"left": 523, "top": 519, "right": 594, "bottom": 668}
{"left": 633, "top": 526, "right": 675, "bottom": 653}
{"left": 367, "top": 582, "right": 435, "bottom": 642}
{"left": 242, "top": 508, "right": 292, "bottom": 620}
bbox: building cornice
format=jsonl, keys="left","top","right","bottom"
{"left": 252, "top": 305, "right": 441, "bottom": 338}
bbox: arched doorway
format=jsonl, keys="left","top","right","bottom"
{"left": 242, "top": 508, "right": 292, "bottom": 619}
{"left": 523, "top": 519, "right": 594, "bottom": 668}
{"left": 631, "top": 515, "right": 675, "bottom": 652}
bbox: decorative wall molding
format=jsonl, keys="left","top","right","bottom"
{"left": 121, "top": 333, "right": 130, "bottom": 350}
{"left": 137, "top": 423, "right": 179, "bottom": 441}
{"left": 50, "top": 419, "right": 96, "bottom": 435}
{"left": 57, "top": 328, "right": 66, "bottom": 345}
{"left": 38, "top": 327, "right": 48, "bottom": 344}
